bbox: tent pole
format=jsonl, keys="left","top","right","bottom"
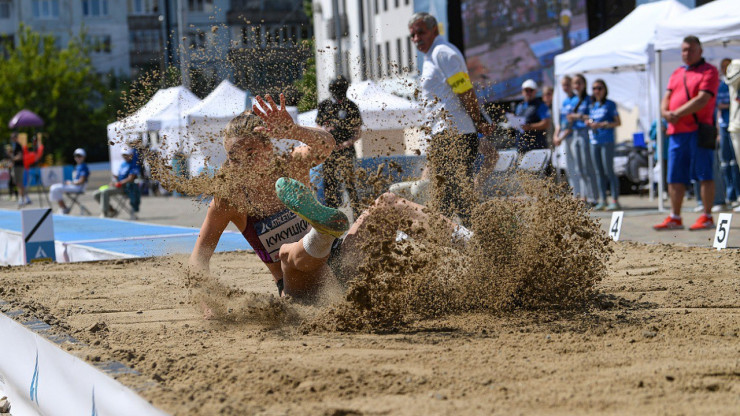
{"left": 655, "top": 49, "right": 665, "bottom": 212}
{"left": 552, "top": 77, "right": 562, "bottom": 183}
{"left": 647, "top": 63, "right": 654, "bottom": 201}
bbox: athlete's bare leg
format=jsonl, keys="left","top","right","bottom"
{"left": 277, "top": 192, "right": 462, "bottom": 295}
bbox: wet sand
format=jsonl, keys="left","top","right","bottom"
{"left": 1, "top": 242, "right": 738, "bottom": 415}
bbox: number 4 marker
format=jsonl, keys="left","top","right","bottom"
{"left": 713, "top": 213, "right": 732, "bottom": 250}
{"left": 609, "top": 211, "right": 624, "bottom": 241}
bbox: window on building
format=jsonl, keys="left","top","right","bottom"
{"left": 32, "top": 0, "right": 60, "bottom": 19}
{"left": 130, "top": 29, "right": 161, "bottom": 53}
{"left": 188, "top": 31, "right": 206, "bottom": 50}
{"left": 383, "top": 0, "right": 387, "bottom": 12}
{"left": 88, "top": 34, "right": 112, "bottom": 53}
{"left": 361, "top": 46, "right": 367, "bottom": 80}
{"left": 404, "top": 0, "right": 409, "bottom": 5}
{"left": 188, "top": 0, "right": 213, "bottom": 13}
{"left": 376, "top": 44, "right": 382, "bottom": 78}
{"left": 396, "top": 38, "right": 402, "bottom": 74}
{"left": 0, "top": 0, "right": 11, "bottom": 19}
{"left": 300, "top": 24, "right": 311, "bottom": 42}
{"left": 406, "top": 36, "right": 413, "bottom": 71}
{"left": 394, "top": 0, "right": 399, "bottom": 9}
{"left": 83, "top": 0, "right": 109, "bottom": 17}
{"left": 385, "top": 41, "right": 390, "bottom": 76}
{"left": 130, "top": 0, "right": 158, "bottom": 15}
{"left": 374, "top": 0, "right": 378, "bottom": 15}
{"left": 242, "top": 25, "right": 264, "bottom": 47}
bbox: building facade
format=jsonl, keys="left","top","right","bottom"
{"left": 0, "top": 0, "right": 311, "bottom": 91}
{"left": 312, "top": 0, "right": 417, "bottom": 101}
{"left": 0, "top": 0, "right": 131, "bottom": 76}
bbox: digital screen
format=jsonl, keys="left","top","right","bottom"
{"left": 461, "top": 0, "right": 589, "bottom": 102}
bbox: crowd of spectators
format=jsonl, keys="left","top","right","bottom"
{"left": 551, "top": 35, "right": 740, "bottom": 229}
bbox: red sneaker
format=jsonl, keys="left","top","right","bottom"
{"left": 653, "top": 216, "right": 684, "bottom": 230}
{"left": 689, "top": 214, "right": 714, "bottom": 231}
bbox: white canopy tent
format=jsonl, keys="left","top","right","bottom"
{"left": 184, "top": 80, "right": 248, "bottom": 176}
{"left": 653, "top": 0, "right": 740, "bottom": 210}
{"left": 554, "top": 0, "right": 689, "bottom": 133}
{"left": 144, "top": 87, "right": 201, "bottom": 160}
{"left": 106, "top": 86, "right": 200, "bottom": 176}
{"left": 654, "top": 0, "right": 740, "bottom": 51}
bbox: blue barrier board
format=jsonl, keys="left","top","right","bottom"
{"left": 1, "top": 209, "right": 248, "bottom": 259}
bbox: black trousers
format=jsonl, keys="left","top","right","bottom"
{"left": 427, "top": 131, "right": 479, "bottom": 225}
{"left": 323, "top": 146, "right": 358, "bottom": 209}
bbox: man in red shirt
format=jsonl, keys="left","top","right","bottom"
{"left": 654, "top": 36, "right": 719, "bottom": 231}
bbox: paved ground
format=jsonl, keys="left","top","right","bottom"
{"left": 2, "top": 186, "right": 738, "bottom": 249}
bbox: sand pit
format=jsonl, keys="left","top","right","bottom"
{"left": 1, "top": 242, "right": 738, "bottom": 415}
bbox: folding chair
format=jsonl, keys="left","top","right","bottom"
{"left": 479, "top": 149, "right": 518, "bottom": 198}
{"left": 64, "top": 190, "right": 92, "bottom": 215}
{"left": 108, "top": 184, "right": 141, "bottom": 220}
{"left": 493, "top": 149, "right": 518, "bottom": 172}
{"left": 517, "top": 149, "right": 552, "bottom": 175}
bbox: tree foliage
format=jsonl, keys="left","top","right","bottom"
{"left": 0, "top": 25, "right": 117, "bottom": 163}
{"left": 294, "top": 40, "right": 318, "bottom": 112}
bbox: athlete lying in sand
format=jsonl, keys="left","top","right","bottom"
{"left": 189, "top": 93, "right": 470, "bottom": 298}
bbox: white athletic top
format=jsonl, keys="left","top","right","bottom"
{"left": 419, "top": 36, "right": 476, "bottom": 136}
{"left": 726, "top": 59, "right": 740, "bottom": 133}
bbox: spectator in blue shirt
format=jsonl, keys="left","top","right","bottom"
{"left": 514, "top": 79, "right": 551, "bottom": 153}
{"left": 587, "top": 79, "right": 621, "bottom": 210}
{"left": 566, "top": 74, "right": 598, "bottom": 204}
{"left": 717, "top": 58, "right": 740, "bottom": 208}
{"left": 553, "top": 75, "right": 583, "bottom": 196}
{"left": 94, "top": 147, "right": 141, "bottom": 219}
{"left": 49, "top": 148, "right": 90, "bottom": 214}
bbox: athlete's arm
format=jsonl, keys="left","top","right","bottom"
{"left": 189, "top": 198, "right": 234, "bottom": 273}
{"left": 253, "top": 94, "right": 335, "bottom": 164}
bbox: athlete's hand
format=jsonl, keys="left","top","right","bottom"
{"left": 253, "top": 94, "right": 295, "bottom": 137}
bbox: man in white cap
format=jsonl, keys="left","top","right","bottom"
{"left": 94, "top": 147, "right": 140, "bottom": 219}
{"left": 514, "top": 79, "right": 551, "bottom": 153}
{"left": 49, "top": 148, "right": 90, "bottom": 214}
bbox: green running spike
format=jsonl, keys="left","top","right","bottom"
{"left": 275, "top": 177, "right": 349, "bottom": 238}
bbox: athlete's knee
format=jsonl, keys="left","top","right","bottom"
{"left": 278, "top": 243, "right": 293, "bottom": 263}
{"left": 376, "top": 192, "right": 398, "bottom": 206}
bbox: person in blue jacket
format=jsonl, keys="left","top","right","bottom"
{"left": 94, "top": 147, "right": 140, "bottom": 219}
{"left": 587, "top": 79, "right": 621, "bottom": 210}
{"left": 49, "top": 148, "right": 90, "bottom": 214}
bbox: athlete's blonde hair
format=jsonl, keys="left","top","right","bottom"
{"left": 224, "top": 111, "right": 268, "bottom": 142}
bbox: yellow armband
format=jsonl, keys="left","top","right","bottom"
{"left": 447, "top": 72, "right": 473, "bottom": 94}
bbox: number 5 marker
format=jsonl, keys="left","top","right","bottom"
{"left": 713, "top": 213, "right": 732, "bottom": 250}
{"left": 609, "top": 211, "right": 624, "bottom": 241}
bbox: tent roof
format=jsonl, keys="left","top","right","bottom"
{"left": 108, "top": 88, "right": 171, "bottom": 135}
{"left": 555, "top": 0, "right": 688, "bottom": 75}
{"left": 299, "top": 80, "right": 422, "bottom": 131}
{"left": 186, "top": 80, "right": 247, "bottom": 122}
{"left": 655, "top": 0, "right": 740, "bottom": 50}
{"left": 347, "top": 80, "right": 419, "bottom": 112}
{"left": 145, "top": 86, "right": 201, "bottom": 131}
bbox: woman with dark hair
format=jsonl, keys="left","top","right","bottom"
{"left": 565, "top": 74, "right": 598, "bottom": 204}
{"left": 588, "top": 79, "right": 621, "bottom": 211}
